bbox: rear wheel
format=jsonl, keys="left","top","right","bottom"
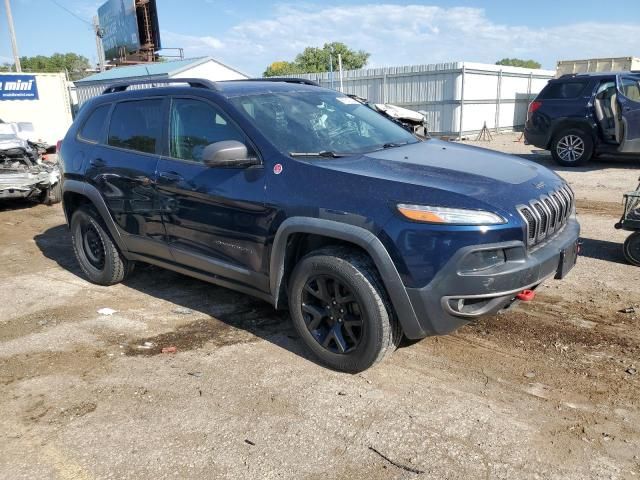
{"left": 623, "top": 232, "right": 640, "bottom": 266}
{"left": 39, "top": 182, "right": 62, "bottom": 205}
{"left": 70, "top": 206, "right": 132, "bottom": 285}
{"left": 288, "top": 246, "right": 401, "bottom": 372}
{"left": 551, "top": 128, "right": 593, "bottom": 166}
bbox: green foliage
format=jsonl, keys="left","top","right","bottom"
{"left": 263, "top": 42, "right": 370, "bottom": 77}
{"left": 495, "top": 58, "right": 542, "bottom": 69}
{"left": 0, "top": 53, "right": 91, "bottom": 80}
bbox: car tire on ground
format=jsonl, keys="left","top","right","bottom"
{"left": 39, "top": 182, "right": 62, "bottom": 205}
{"left": 70, "top": 205, "right": 131, "bottom": 285}
{"left": 550, "top": 128, "right": 594, "bottom": 167}
{"left": 288, "top": 246, "right": 401, "bottom": 373}
{"left": 623, "top": 232, "right": 640, "bottom": 266}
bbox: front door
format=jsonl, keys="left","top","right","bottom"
{"left": 616, "top": 75, "right": 640, "bottom": 153}
{"left": 88, "top": 97, "right": 170, "bottom": 259}
{"left": 155, "top": 96, "right": 273, "bottom": 292}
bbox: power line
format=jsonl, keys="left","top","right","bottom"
{"left": 46, "top": 0, "right": 93, "bottom": 27}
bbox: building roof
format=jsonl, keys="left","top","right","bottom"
{"left": 75, "top": 57, "right": 245, "bottom": 85}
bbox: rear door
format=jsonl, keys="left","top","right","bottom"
{"left": 87, "top": 97, "right": 170, "bottom": 259}
{"left": 616, "top": 75, "right": 640, "bottom": 153}
{"left": 155, "top": 96, "right": 272, "bottom": 292}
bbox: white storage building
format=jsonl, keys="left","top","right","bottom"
{"left": 287, "top": 62, "right": 556, "bottom": 136}
{"left": 74, "top": 56, "right": 248, "bottom": 107}
{"left": 0, "top": 72, "right": 73, "bottom": 145}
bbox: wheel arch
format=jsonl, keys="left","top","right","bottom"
{"left": 549, "top": 118, "right": 597, "bottom": 147}
{"left": 269, "top": 217, "right": 424, "bottom": 338}
{"left": 62, "top": 179, "right": 129, "bottom": 254}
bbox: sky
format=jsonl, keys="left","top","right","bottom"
{"left": 1, "top": 0, "right": 639, "bottom": 76}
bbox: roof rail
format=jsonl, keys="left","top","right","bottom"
{"left": 243, "top": 77, "right": 321, "bottom": 87}
{"left": 102, "top": 77, "right": 218, "bottom": 95}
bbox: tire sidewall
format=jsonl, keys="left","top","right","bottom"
{"left": 71, "top": 208, "right": 119, "bottom": 284}
{"left": 551, "top": 128, "right": 593, "bottom": 166}
{"left": 623, "top": 232, "right": 640, "bottom": 266}
{"left": 288, "top": 254, "right": 389, "bottom": 373}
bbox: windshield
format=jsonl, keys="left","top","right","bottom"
{"left": 229, "top": 91, "right": 419, "bottom": 156}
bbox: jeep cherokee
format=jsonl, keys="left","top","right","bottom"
{"left": 59, "top": 78, "right": 580, "bottom": 372}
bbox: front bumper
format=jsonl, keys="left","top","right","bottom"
{"left": 405, "top": 218, "right": 580, "bottom": 336}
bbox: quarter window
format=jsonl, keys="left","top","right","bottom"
{"left": 79, "top": 104, "right": 110, "bottom": 143}
{"left": 169, "top": 98, "right": 247, "bottom": 162}
{"left": 108, "top": 99, "right": 163, "bottom": 154}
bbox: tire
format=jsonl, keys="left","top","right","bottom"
{"left": 288, "top": 246, "right": 401, "bottom": 373}
{"left": 39, "top": 182, "right": 62, "bottom": 205}
{"left": 550, "top": 128, "right": 593, "bottom": 167}
{"left": 70, "top": 205, "right": 131, "bottom": 285}
{"left": 623, "top": 232, "right": 640, "bottom": 266}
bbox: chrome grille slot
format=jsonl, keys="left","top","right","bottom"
{"left": 517, "top": 184, "right": 575, "bottom": 248}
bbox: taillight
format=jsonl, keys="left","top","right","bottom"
{"left": 56, "top": 140, "right": 63, "bottom": 152}
{"left": 528, "top": 101, "right": 542, "bottom": 114}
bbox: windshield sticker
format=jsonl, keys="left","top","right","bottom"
{"left": 336, "top": 97, "right": 360, "bottom": 105}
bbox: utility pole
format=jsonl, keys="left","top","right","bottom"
{"left": 93, "top": 16, "right": 105, "bottom": 72}
{"left": 3, "top": 0, "right": 21, "bottom": 72}
{"left": 337, "top": 53, "right": 344, "bottom": 93}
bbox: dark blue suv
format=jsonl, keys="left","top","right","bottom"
{"left": 59, "top": 78, "right": 580, "bottom": 372}
{"left": 525, "top": 72, "right": 640, "bottom": 166}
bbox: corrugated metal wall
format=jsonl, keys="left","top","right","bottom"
{"left": 286, "top": 62, "right": 555, "bottom": 136}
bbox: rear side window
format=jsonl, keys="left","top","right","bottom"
{"left": 78, "top": 104, "right": 110, "bottom": 143}
{"left": 620, "top": 77, "right": 640, "bottom": 102}
{"left": 108, "top": 99, "right": 163, "bottom": 154}
{"left": 539, "top": 81, "right": 588, "bottom": 99}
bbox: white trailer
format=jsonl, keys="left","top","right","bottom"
{"left": 285, "top": 62, "right": 555, "bottom": 137}
{"left": 0, "top": 72, "right": 73, "bottom": 145}
{"left": 557, "top": 57, "right": 640, "bottom": 77}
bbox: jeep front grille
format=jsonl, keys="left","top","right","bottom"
{"left": 517, "top": 185, "right": 575, "bottom": 248}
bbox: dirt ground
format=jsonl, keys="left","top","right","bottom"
{"left": 1, "top": 133, "right": 639, "bottom": 479}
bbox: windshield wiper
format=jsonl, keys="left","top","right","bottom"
{"left": 381, "top": 140, "right": 415, "bottom": 149}
{"left": 289, "top": 151, "right": 350, "bottom": 158}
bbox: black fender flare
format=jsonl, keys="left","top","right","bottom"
{"left": 62, "top": 179, "right": 129, "bottom": 253}
{"left": 269, "top": 217, "right": 425, "bottom": 338}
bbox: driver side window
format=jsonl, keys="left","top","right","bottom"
{"left": 169, "top": 98, "right": 247, "bottom": 162}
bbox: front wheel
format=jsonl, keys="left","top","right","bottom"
{"left": 623, "top": 232, "right": 640, "bottom": 266}
{"left": 288, "top": 247, "right": 401, "bottom": 373}
{"left": 550, "top": 129, "right": 593, "bottom": 167}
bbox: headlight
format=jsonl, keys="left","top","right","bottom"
{"left": 397, "top": 204, "right": 506, "bottom": 225}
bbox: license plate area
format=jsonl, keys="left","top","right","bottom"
{"left": 555, "top": 241, "right": 578, "bottom": 279}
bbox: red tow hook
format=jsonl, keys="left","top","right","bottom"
{"left": 516, "top": 289, "right": 536, "bottom": 302}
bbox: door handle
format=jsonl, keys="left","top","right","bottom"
{"left": 158, "top": 171, "right": 184, "bottom": 183}
{"left": 89, "top": 158, "right": 105, "bottom": 167}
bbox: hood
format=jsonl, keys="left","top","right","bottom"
{"left": 309, "top": 139, "right": 564, "bottom": 214}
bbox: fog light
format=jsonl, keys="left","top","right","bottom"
{"left": 460, "top": 249, "right": 506, "bottom": 273}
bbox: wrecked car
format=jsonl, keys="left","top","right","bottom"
{"left": 347, "top": 94, "right": 429, "bottom": 139}
{"left": 0, "top": 122, "right": 61, "bottom": 204}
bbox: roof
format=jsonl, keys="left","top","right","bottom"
{"left": 216, "top": 79, "right": 323, "bottom": 96}
{"left": 75, "top": 57, "right": 245, "bottom": 84}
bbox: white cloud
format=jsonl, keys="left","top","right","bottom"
{"left": 162, "top": 4, "right": 640, "bottom": 76}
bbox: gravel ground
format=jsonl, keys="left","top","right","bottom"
{"left": 1, "top": 133, "right": 639, "bottom": 479}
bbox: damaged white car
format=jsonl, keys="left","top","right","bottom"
{"left": 0, "top": 122, "right": 61, "bottom": 204}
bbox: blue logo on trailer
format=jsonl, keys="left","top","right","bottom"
{"left": 0, "top": 75, "right": 39, "bottom": 100}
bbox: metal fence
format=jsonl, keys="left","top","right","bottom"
{"left": 286, "top": 62, "right": 555, "bottom": 136}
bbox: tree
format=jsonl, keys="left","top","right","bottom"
{"left": 0, "top": 53, "right": 91, "bottom": 80}
{"left": 263, "top": 42, "right": 370, "bottom": 77}
{"left": 496, "top": 58, "right": 542, "bottom": 69}
{"left": 263, "top": 61, "right": 304, "bottom": 77}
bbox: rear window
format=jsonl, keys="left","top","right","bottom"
{"left": 539, "top": 81, "right": 588, "bottom": 99}
{"left": 78, "top": 104, "right": 110, "bottom": 143}
{"left": 107, "top": 99, "right": 163, "bottom": 154}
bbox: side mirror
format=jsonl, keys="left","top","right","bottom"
{"left": 202, "top": 140, "right": 260, "bottom": 168}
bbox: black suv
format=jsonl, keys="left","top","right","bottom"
{"left": 525, "top": 72, "right": 640, "bottom": 166}
{"left": 59, "top": 78, "right": 579, "bottom": 372}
